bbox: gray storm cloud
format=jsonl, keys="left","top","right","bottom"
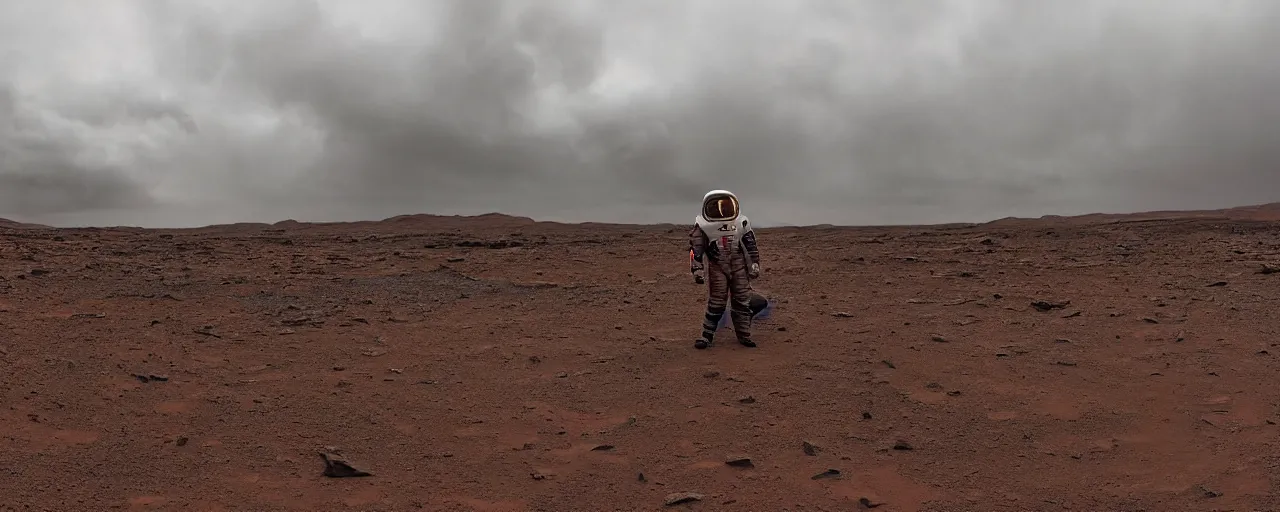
{"left": 1, "top": 0, "right": 1278, "bottom": 227}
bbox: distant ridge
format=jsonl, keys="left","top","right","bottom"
{"left": 982, "top": 202, "right": 1280, "bottom": 227}
{"left": 0, "top": 218, "right": 50, "bottom": 229}
{"left": 382, "top": 212, "right": 538, "bottom": 228}
{"left": 2, "top": 203, "right": 1278, "bottom": 232}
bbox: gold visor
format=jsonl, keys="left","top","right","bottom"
{"left": 702, "top": 196, "right": 739, "bottom": 221}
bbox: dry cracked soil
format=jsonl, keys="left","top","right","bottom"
{"left": 4, "top": 206, "right": 1280, "bottom": 511}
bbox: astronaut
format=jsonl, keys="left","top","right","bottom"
{"left": 688, "top": 189, "right": 761, "bottom": 349}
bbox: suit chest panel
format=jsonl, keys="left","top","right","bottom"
{"left": 700, "top": 220, "right": 742, "bottom": 254}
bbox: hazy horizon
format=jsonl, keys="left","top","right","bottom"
{"left": 3, "top": 0, "right": 1279, "bottom": 228}
{"left": 6, "top": 198, "right": 1276, "bottom": 229}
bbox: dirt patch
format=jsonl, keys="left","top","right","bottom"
{"left": 3, "top": 211, "right": 1280, "bottom": 510}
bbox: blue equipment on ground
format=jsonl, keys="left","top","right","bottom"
{"left": 716, "top": 292, "right": 775, "bottom": 329}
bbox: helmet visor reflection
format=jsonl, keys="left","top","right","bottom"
{"left": 702, "top": 196, "right": 739, "bottom": 221}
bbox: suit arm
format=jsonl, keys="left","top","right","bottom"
{"left": 741, "top": 222, "right": 760, "bottom": 266}
{"left": 688, "top": 224, "right": 708, "bottom": 269}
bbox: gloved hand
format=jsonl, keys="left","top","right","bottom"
{"left": 692, "top": 267, "right": 705, "bottom": 284}
{"left": 748, "top": 263, "right": 761, "bottom": 278}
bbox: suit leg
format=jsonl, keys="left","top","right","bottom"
{"left": 727, "top": 253, "right": 755, "bottom": 345}
{"left": 698, "top": 262, "right": 729, "bottom": 346}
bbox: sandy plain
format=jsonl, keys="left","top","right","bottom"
{"left": 3, "top": 204, "right": 1280, "bottom": 511}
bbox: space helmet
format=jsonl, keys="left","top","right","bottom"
{"left": 701, "top": 189, "right": 739, "bottom": 222}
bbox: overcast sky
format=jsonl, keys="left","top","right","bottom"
{"left": 1, "top": 0, "right": 1278, "bottom": 227}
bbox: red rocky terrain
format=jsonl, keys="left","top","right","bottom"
{"left": 2, "top": 205, "right": 1280, "bottom": 511}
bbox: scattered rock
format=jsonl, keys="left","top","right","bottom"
{"left": 192, "top": 326, "right": 221, "bottom": 338}
{"left": 1142, "top": 317, "right": 1159, "bottom": 324}
{"left": 1031, "top": 300, "right": 1069, "bottom": 312}
{"left": 858, "top": 497, "right": 885, "bottom": 509}
{"left": 738, "top": 396, "right": 756, "bottom": 404}
{"left": 361, "top": 348, "right": 387, "bottom": 357}
{"left": 811, "top": 469, "right": 841, "bottom": 480}
{"left": 446, "top": 257, "right": 465, "bottom": 263}
{"left": 1198, "top": 485, "right": 1222, "bottom": 498}
{"left": 1260, "top": 264, "right": 1280, "bottom": 275}
{"left": 281, "top": 317, "right": 318, "bottom": 327}
{"left": 1061, "top": 311, "right": 1081, "bottom": 318}
{"left": 861, "top": 412, "right": 873, "bottom": 420}
{"left": 175, "top": 436, "right": 189, "bottom": 447}
{"left": 802, "top": 440, "right": 820, "bottom": 456}
{"left": 832, "top": 312, "right": 854, "bottom": 318}
{"left": 29, "top": 269, "right": 50, "bottom": 276}
{"left": 590, "top": 444, "right": 615, "bottom": 451}
{"left": 892, "top": 440, "right": 913, "bottom": 451}
{"left": 1054, "top": 361, "right": 1078, "bottom": 367}
{"left": 725, "top": 455, "right": 754, "bottom": 468}
{"left": 69, "top": 313, "right": 105, "bottom": 319}
{"left": 930, "top": 335, "right": 948, "bottom": 343}
{"left": 702, "top": 370, "right": 720, "bottom": 378}
{"left": 530, "top": 472, "right": 547, "bottom": 480}
{"left": 638, "top": 472, "right": 646, "bottom": 482}
{"left": 881, "top": 360, "right": 896, "bottom": 369}
{"left": 319, "top": 451, "right": 372, "bottom": 478}
{"left": 133, "top": 374, "right": 169, "bottom": 383}
{"left": 1206, "top": 281, "right": 1227, "bottom": 287}
{"left": 664, "top": 492, "right": 704, "bottom": 506}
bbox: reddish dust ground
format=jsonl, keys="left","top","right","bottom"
{"left": 3, "top": 206, "right": 1280, "bottom": 511}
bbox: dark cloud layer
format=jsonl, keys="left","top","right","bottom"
{"left": 0, "top": 85, "right": 156, "bottom": 215}
{"left": 2, "top": 0, "right": 1279, "bottom": 227}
